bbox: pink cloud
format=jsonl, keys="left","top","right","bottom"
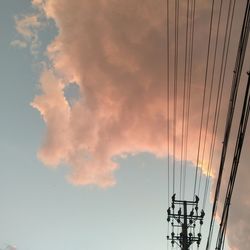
{"left": 32, "top": 0, "right": 221, "bottom": 188}
{"left": 30, "top": 0, "right": 250, "bottom": 248}
{"left": 12, "top": 14, "right": 42, "bottom": 54}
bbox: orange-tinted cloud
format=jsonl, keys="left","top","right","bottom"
{"left": 30, "top": 0, "right": 214, "bottom": 188}
{"left": 31, "top": 0, "right": 221, "bottom": 186}
{"left": 29, "top": 0, "right": 250, "bottom": 249}
{"left": 12, "top": 14, "right": 42, "bottom": 53}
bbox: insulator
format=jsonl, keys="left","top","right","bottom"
{"left": 189, "top": 219, "right": 193, "bottom": 224}
{"left": 171, "top": 232, "right": 175, "bottom": 237}
{"left": 167, "top": 217, "right": 170, "bottom": 222}
{"left": 201, "top": 209, "right": 205, "bottom": 218}
{"left": 171, "top": 240, "right": 174, "bottom": 246}
{"left": 190, "top": 209, "right": 194, "bottom": 217}
{"left": 172, "top": 194, "right": 176, "bottom": 202}
{"left": 167, "top": 208, "right": 171, "bottom": 215}
{"left": 189, "top": 233, "right": 192, "bottom": 237}
{"left": 200, "top": 220, "right": 203, "bottom": 225}
{"left": 177, "top": 218, "right": 180, "bottom": 223}
{"left": 171, "top": 203, "right": 175, "bottom": 209}
{"left": 178, "top": 208, "right": 181, "bottom": 215}
{"left": 198, "top": 237, "right": 201, "bottom": 246}
{"left": 195, "top": 195, "right": 199, "bottom": 203}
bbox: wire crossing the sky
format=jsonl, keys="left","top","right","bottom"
{"left": 215, "top": 72, "right": 250, "bottom": 249}
{"left": 202, "top": 0, "right": 236, "bottom": 210}
{"left": 193, "top": 0, "right": 215, "bottom": 199}
{"left": 206, "top": 1, "right": 250, "bottom": 248}
{"left": 166, "top": 0, "right": 250, "bottom": 249}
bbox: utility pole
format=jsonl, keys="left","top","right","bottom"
{"left": 167, "top": 194, "right": 205, "bottom": 249}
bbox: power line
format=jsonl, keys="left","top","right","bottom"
{"left": 202, "top": 0, "right": 237, "bottom": 210}
{"left": 206, "top": 0, "right": 250, "bottom": 248}
{"left": 166, "top": 0, "right": 170, "bottom": 207}
{"left": 166, "top": 0, "right": 170, "bottom": 248}
{"left": 198, "top": 0, "right": 224, "bottom": 199}
{"left": 183, "top": 0, "right": 196, "bottom": 200}
{"left": 215, "top": 71, "right": 250, "bottom": 250}
{"left": 180, "top": 0, "right": 190, "bottom": 200}
{"left": 173, "top": 0, "right": 179, "bottom": 195}
{"left": 193, "top": 0, "right": 215, "bottom": 198}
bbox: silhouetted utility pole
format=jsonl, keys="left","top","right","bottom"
{"left": 167, "top": 194, "right": 205, "bottom": 249}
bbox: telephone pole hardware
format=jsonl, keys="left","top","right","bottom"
{"left": 167, "top": 194, "right": 205, "bottom": 249}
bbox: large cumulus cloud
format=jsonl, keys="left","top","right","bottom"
{"left": 31, "top": 0, "right": 219, "bottom": 187}
{"left": 26, "top": 0, "right": 250, "bottom": 248}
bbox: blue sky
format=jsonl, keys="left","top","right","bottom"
{"left": 0, "top": 0, "right": 235, "bottom": 249}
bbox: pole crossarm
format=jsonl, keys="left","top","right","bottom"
{"left": 167, "top": 194, "right": 205, "bottom": 249}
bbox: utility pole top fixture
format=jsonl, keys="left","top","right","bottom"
{"left": 167, "top": 194, "right": 205, "bottom": 250}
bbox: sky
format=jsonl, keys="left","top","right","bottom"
{"left": 0, "top": 0, "right": 249, "bottom": 250}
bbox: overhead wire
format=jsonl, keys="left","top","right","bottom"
{"left": 197, "top": 0, "right": 224, "bottom": 199}
{"left": 180, "top": 0, "right": 190, "bottom": 200}
{"left": 166, "top": 0, "right": 249, "bottom": 248}
{"left": 216, "top": 71, "right": 250, "bottom": 249}
{"left": 202, "top": 0, "right": 236, "bottom": 211}
{"left": 166, "top": 0, "right": 170, "bottom": 209}
{"left": 193, "top": 0, "right": 215, "bottom": 198}
{"left": 215, "top": 1, "right": 250, "bottom": 247}
{"left": 205, "top": 0, "right": 237, "bottom": 243}
{"left": 166, "top": 0, "right": 170, "bottom": 248}
{"left": 206, "top": 0, "right": 250, "bottom": 248}
{"left": 183, "top": 0, "right": 196, "bottom": 200}
{"left": 173, "top": 0, "right": 179, "bottom": 195}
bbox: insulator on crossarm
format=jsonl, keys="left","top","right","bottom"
{"left": 201, "top": 209, "right": 205, "bottom": 218}
{"left": 171, "top": 240, "right": 174, "bottom": 246}
{"left": 167, "top": 208, "right": 171, "bottom": 215}
{"left": 172, "top": 194, "right": 176, "bottom": 202}
{"left": 178, "top": 208, "right": 182, "bottom": 216}
{"left": 197, "top": 240, "right": 201, "bottom": 247}
{"left": 195, "top": 195, "right": 199, "bottom": 203}
{"left": 190, "top": 209, "right": 194, "bottom": 217}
